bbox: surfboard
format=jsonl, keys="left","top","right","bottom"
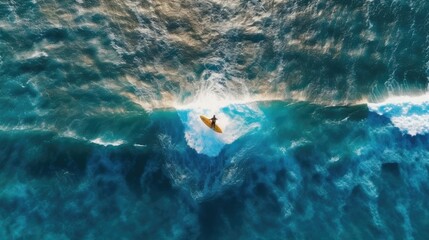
{"left": 200, "top": 115, "right": 223, "bottom": 133}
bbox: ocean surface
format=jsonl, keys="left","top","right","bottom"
{"left": 1, "top": 0, "right": 429, "bottom": 239}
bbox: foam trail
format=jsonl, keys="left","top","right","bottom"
{"left": 90, "top": 138, "right": 125, "bottom": 147}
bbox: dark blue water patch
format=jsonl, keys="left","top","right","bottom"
{"left": 409, "top": 200, "right": 429, "bottom": 239}
{"left": 18, "top": 55, "right": 50, "bottom": 74}
{"left": 197, "top": 189, "right": 245, "bottom": 240}
{"left": 43, "top": 28, "right": 70, "bottom": 43}
{"left": 314, "top": 104, "right": 369, "bottom": 121}
{"left": 15, "top": 27, "right": 51, "bottom": 50}
{"left": 0, "top": 132, "right": 52, "bottom": 171}
{"left": 376, "top": 171, "right": 407, "bottom": 237}
{"left": 85, "top": 113, "right": 150, "bottom": 139}
{"left": 79, "top": 0, "right": 101, "bottom": 8}
{"left": 332, "top": 0, "right": 366, "bottom": 8}
{"left": 368, "top": 2, "right": 399, "bottom": 26}
{"left": 90, "top": 13, "right": 108, "bottom": 24}
{"left": 258, "top": 40, "right": 279, "bottom": 72}
{"left": 0, "top": 29, "right": 20, "bottom": 53}
{"left": 225, "top": 29, "right": 266, "bottom": 43}
{"left": 354, "top": 57, "right": 389, "bottom": 96}
{"left": 341, "top": 185, "right": 381, "bottom": 238}
{"left": 0, "top": 3, "right": 12, "bottom": 18}
{"left": 166, "top": 18, "right": 193, "bottom": 33}
{"left": 2, "top": 54, "right": 58, "bottom": 79}
{"left": 195, "top": 153, "right": 291, "bottom": 239}
{"left": 66, "top": 64, "right": 103, "bottom": 83}
{"left": 280, "top": 51, "right": 350, "bottom": 98}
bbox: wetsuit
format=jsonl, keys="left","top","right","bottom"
{"left": 210, "top": 116, "right": 217, "bottom": 129}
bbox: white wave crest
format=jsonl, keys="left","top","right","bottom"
{"left": 90, "top": 138, "right": 125, "bottom": 147}
{"left": 368, "top": 94, "right": 429, "bottom": 136}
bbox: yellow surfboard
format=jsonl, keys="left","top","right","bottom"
{"left": 200, "top": 115, "right": 223, "bottom": 133}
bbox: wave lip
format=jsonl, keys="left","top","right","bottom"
{"left": 368, "top": 94, "right": 429, "bottom": 136}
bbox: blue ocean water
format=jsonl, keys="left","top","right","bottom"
{"left": 1, "top": 0, "right": 429, "bottom": 239}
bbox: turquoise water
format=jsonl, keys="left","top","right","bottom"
{"left": 2, "top": 101, "right": 429, "bottom": 239}
{"left": 1, "top": 0, "right": 429, "bottom": 239}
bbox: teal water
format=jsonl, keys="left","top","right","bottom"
{"left": 2, "top": 101, "right": 429, "bottom": 239}
{"left": 1, "top": 0, "right": 429, "bottom": 239}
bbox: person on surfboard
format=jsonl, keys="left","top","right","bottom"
{"left": 210, "top": 115, "right": 217, "bottom": 129}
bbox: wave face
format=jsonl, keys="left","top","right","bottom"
{"left": 2, "top": 101, "right": 429, "bottom": 239}
{"left": 2, "top": 0, "right": 429, "bottom": 239}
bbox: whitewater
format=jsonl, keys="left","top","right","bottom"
{"left": 1, "top": 0, "right": 429, "bottom": 239}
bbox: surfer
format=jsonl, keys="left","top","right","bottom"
{"left": 199, "top": 115, "right": 222, "bottom": 133}
{"left": 210, "top": 115, "right": 217, "bottom": 129}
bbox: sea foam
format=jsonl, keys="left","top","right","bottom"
{"left": 368, "top": 94, "right": 429, "bottom": 136}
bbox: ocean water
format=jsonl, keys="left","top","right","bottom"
{"left": 1, "top": 0, "right": 429, "bottom": 239}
